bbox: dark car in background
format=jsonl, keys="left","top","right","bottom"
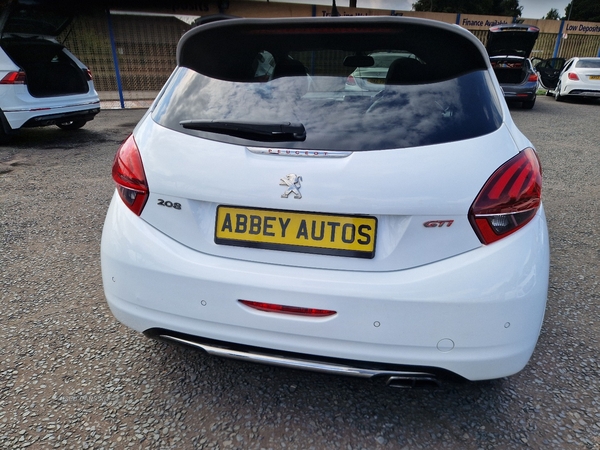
{"left": 486, "top": 24, "right": 540, "bottom": 109}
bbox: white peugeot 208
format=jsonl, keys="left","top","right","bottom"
{"left": 101, "top": 15, "right": 549, "bottom": 386}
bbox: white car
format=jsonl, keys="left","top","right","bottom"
{"left": 0, "top": 0, "right": 100, "bottom": 139}
{"left": 101, "top": 16, "right": 549, "bottom": 385}
{"left": 541, "top": 57, "right": 600, "bottom": 102}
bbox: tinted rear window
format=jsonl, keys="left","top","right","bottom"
{"left": 576, "top": 59, "right": 600, "bottom": 68}
{"left": 153, "top": 18, "right": 502, "bottom": 151}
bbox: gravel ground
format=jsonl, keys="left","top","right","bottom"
{"left": 0, "top": 96, "right": 599, "bottom": 449}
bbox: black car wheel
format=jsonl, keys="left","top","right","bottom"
{"left": 57, "top": 119, "right": 87, "bottom": 131}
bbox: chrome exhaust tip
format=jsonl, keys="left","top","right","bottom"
{"left": 385, "top": 375, "right": 441, "bottom": 389}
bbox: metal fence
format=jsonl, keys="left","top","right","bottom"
{"left": 58, "top": 10, "right": 600, "bottom": 109}
{"left": 461, "top": 28, "right": 600, "bottom": 61}
{"left": 59, "top": 11, "right": 191, "bottom": 108}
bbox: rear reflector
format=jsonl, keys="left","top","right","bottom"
{"left": 239, "top": 300, "right": 336, "bottom": 317}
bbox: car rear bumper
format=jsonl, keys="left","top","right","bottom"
{"left": 501, "top": 83, "right": 537, "bottom": 102}
{"left": 20, "top": 107, "right": 100, "bottom": 128}
{"left": 101, "top": 194, "right": 550, "bottom": 381}
{"left": 563, "top": 88, "right": 600, "bottom": 98}
{"left": 503, "top": 92, "right": 536, "bottom": 102}
{"left": 2, "top": 95, "right": 100, "bottom": 130}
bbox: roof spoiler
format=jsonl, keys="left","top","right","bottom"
{"left": 192, "top": 14, "right": 238, "bottom": 28}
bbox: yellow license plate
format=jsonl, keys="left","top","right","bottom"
{"left": 366, "top": 78, "right": 386, "bottom": 84}
{"left": 215, "top": 206, "right": 377, "bottom": 258}
{"left": 589, "top": 75, "right": 600, "bottom": 80}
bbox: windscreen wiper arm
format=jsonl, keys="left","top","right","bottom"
{"left": 180, "top": 120, "right": 306, "bottom": 142}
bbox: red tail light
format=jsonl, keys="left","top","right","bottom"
{"left": 469, "top": 148, "right": 542, "bottom": 245}
{"left": 567, "top": 72, "right": 579, "bottom": 81}
{"left": 112, "top": 135, "right": 149, "bottom": 216}
{"left": 527, "top": 73, "right": 538, "bottom": 82}
{"left": 0, "top": 71, "right": 26, "bottom": 84}
{"left": 239, "top": 300, "right": 336, "bottom": 317}
{"left": 346, "top": 75, "right": 356, "bottom": 86}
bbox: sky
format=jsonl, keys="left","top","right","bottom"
{"left": 284, "top": 0, "right": 572, "bottom": 20}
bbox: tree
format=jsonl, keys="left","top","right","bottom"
{"left": 492, "top": 0, "right": 522, "bottom": 17}
{"left": 413, "top": 0, "right": 521, "bottom": 16}
{"left": 564, "top": 0, "right": 600, "bottom": 22}
{"left": 544, "top": 8, "right": 561, "bottom": 20}
{"left": 413, "top": 0, "right": 492, "bottom": 14}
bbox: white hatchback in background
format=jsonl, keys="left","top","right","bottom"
{"left": 101, "top": 16, "right": 550, "bottom": 386}
{"left": 0, "top": 0, "right": 100, "bottom": 140}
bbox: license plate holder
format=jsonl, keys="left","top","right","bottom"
{"left": 215, "top": 206, "right": 377, "bottom": 259}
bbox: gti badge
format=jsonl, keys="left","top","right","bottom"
{"left": 280, "top": 173, "right": 302, "bottom": 199}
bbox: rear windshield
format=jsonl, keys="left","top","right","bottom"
{"left": 153, "top": 19, "right": 502, "bottom": 151}
{"left": 576, "top": 59, "right": 600, "bottom": 68}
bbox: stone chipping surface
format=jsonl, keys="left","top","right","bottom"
{"left": 0, "top": 96, "right": 599, "bottom": 449}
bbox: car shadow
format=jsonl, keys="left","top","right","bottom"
{"left": 1, "top": 126, "right": 123, "bottom": 151}
{"left": 141, "top": 339, "right": 522, "bottom": 448}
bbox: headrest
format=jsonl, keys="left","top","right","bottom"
{"left": 386, "top": 58, "right": 430, "bottom": 85}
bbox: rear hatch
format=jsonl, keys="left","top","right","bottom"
{"left": 135, "top": 123, "right": 516, "bottom": 272}
{"left": 0, "top": 0, "right": 76, "bottom": 38}
{"left": 132, "top": 17, "right": 514, "bottom": 272}
{"left": 486, "top": 24, "right": 539, "bottom": 58}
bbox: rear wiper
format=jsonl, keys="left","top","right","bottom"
{"left": 180, "top": 120, "right": 306, "bottom": 142}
